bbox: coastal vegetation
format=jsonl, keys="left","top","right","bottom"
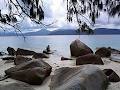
{"left": 0, "top": 0, "right": 120, "bottom": 34}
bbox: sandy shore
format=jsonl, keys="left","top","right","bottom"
{"left": 0, "top": 54, "right": 120, "bottom": 90}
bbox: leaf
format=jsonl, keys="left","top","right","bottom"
{"left": 30, "top": 5, "right": 36, "bottom": 18}
{"left": 36, "top": 0, "right": 39, "bottom": 7}
{"left": 98, "top": 2, "right": 103, "bottom": 10}
{"left": 0, "top": 10, "right": 1, "bottom": 17}
{"left": 92, "top": 12, "right": 95, "bottom": 23}
{"left": 5, "top": 14, "right": 11, "bottom": 22}
{"left": 0, "top": 18, "right": 7, "bottom": 23}
{"left": 11, "top": 16, "right": 17, "bottom": 23}
{"left": 22, "top": 0, "right": 31, "bottom": 5}
{"left": 37, "top": 6, "right": 44, "bottom": 20}
{"left": 72, "top": 0, "right": 77, "bottom": 3}
{"left": 105, "top": 0, "right": 110, "bottom": 5}
{"left": 96, "top": 10, "right": 99, "bottom": 18}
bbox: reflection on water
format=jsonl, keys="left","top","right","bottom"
{"left": 0, "top": 35, "right": 120, "bottom": 57}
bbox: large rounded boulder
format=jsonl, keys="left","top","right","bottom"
{"left": 95, "top": 47, "right": 111, "bottom": 57}
{"left": 7, "top": 47, "right": 16, "bottom": 56}
{"left": 76, "top": 54, "right": 104, "bottom": 65}
{"left": 70, "top": 39, "right": 93, "bottom": 57}
{"left": 50, "top": 65, "right": 108, "bottom": 90}
{"left": 5, "top": 60, "right": 52, "bottom": 85}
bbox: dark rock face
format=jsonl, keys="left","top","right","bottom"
{"left": 61, "top": 57, "right": 73, "bottom": 60}
{"left": 0, "top": 83, "right": 35, "bottom": 90}
{"left": 7, "top": 47, "right": 16, "bottom": 56}
{"left": 50, "top": 65, "right": 108, "bottom": 90}
{"left": 14, "top": 56, "right": 32, "bottom": 65}
{"left": 16, "top": 48, "right": 35, "bottom": 55}
{"left": 76, "top": 54, "right": 104, "bottom": 65}
{"left": 5, "top": 60, "right": 52, "bottom": 85}
{"left": 103, "top": 69, "right": 120, "bottom": 82}
{"left": 2, "top": 57, "right": 15, "bottom": 60}
{"left": 33, "top": 53, "right": 49, "bottom": 59}
{"left": 70, "top": 39, "right": 93, "bottom": 57}
{"left": 95, "top": 47, "right": 111, "bottom": 57}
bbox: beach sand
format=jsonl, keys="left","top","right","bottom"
{"left": 0, "top": 54, "right": 120, "bottom": 90}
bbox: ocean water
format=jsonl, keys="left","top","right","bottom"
{"left": 0, "top": 35, "right": 120, "bottom": 57}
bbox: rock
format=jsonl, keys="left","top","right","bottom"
{"left": 0, "top": 52, "right": 7, "bottom": 56}
{"left": 70, "top": 39, "right": 93, "bottom": 57}
{"left": 33, "top": 53, "right": 49, "bottom": 59}
{"left": 108, "top": 47, "right": 120, "bottom": 54}
{"left": 46, "top": 45, "right": 51, "bottom": 52}
{"left": 16, "top": 48, "right": 35, "bottom": 55}
{"left": 14, "top": 56, "right": 32, "bottom": 65}
{"left": 2, "top": 57, "right": 15, "bottom": 63}
{"left": 61, "top": 57, "right": 73, "bottom": 60}
{"left": 76, "top": 54, "right": 104, "bottom": 65}
{"left": 95, "top": 47, "right": 111, "bottom": 57}
{"left": 0, "top": 82, "right": 35, "bottom": 90}
{"left": 5, "top": 60, "right": 52, "bottom": 85}
{"left": 50, "top": 65, "right": 108, "bottom": 90}
{"left": 7, "top": 47, "right": 16, "bottom": 56}
{"left": 43, "top": 50, "right": 53, "bottom": 54}
{"left": 43, "top": 45, "right": 52, "bottom": 54}
{"left": 0, "top": 52, "right": 3, "bottom": 56}
{"left": 2, "top": 57, "right": 15, "bottom": 60}
{"left": 103, "top": 69, "right": 120, "bottom": 82}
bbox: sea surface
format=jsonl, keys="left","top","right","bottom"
{"left": 0, "top": 35, "right": 120, "bottom": 57}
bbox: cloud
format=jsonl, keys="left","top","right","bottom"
{"left": 95, "top": 12, "right": 120, "bottom": 29}
{"left": 0, "top": 0, "right": 120, "bottom": 32}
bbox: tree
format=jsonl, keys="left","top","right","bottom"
{"left": 67, "top": 0, "right": 120, "bottom": 34}
{"left": 0, "top": 0, "right": 120, "bottom": 35}
{"left": 0, "top": 0, "right": 44, "bottom": 37}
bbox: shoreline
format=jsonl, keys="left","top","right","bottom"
{"left": 0, "top": 54, "right": 120, "bottom": 90}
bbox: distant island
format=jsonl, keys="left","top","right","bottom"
{"left": 1, "top": 28, "right": 120, "bottom": 36}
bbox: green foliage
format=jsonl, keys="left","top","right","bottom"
{"left": 67, "top": 0, "right": 103, "bottom": 34}
{"left": 21, "top": 0, "right": 44, "bottom": 21}
{"left": 0, "top": 0, "right": 120, "bottom": 35}
{"left": 0, "top": 0, "right": 44, "bottom": 25}
{"left": 105, "top": 0, "right": 120, "bottom": 17}
{"left": 67, "top": 0, "right": 120, "bottom": 34}
{"left": 0, "top": 9, "right": 17, "bottom": 24}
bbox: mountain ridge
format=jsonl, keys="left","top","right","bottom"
{"left": 0, "top": 28, "right": 120, "bottom": 36}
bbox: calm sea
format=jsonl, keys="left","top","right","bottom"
{"left": 0, "top": 35, "right": 119, "bottom": 57}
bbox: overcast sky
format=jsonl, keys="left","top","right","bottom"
{"left": 0, "top": 0, "right": 120, "bottom": 32}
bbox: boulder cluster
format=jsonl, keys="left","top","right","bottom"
{"left": 0, "top": 39, "right": 120, "bottom": 90}
{"left": 1, "top": 47, "right": 52, "bottom": 85}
